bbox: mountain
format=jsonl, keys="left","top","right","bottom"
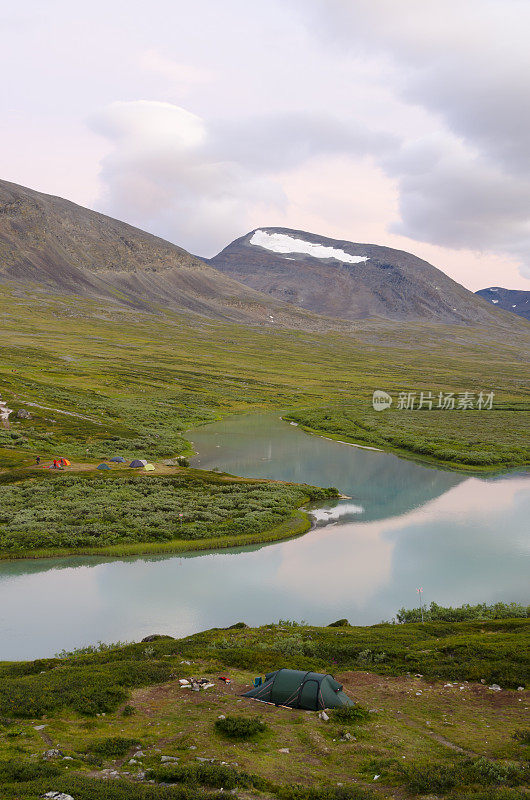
{"left": 209, "top": 227, "right": 513, "bottom": 324}
{"left": 475, "top": 287, "right": 530, "bottom": 321}
{"left": 0, "top": 180, "right": 314, "bottom": 326}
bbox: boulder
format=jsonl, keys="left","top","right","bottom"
{"left": 141, "top": 634, "right": 175, "bottom": 642}
{"left": 16, "top": 408, "right": 31, "bottom": 419}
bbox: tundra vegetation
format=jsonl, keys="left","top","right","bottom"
{"left": 0, "top": 617, "right": 527, "bottom": 799}
{"left": 0, "top": 288, "right": 528, "bottom": 474}
{"left": 0, "top": 470, "right": 336, "bottom": 558}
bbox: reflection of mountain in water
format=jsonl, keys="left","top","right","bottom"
{"left": 189, "top": 414, "right": 463, "bottom": 523}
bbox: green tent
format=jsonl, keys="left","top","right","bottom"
{"left": 242, "top": 669, "right": 354, "bottom": 710}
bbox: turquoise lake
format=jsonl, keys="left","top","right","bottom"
{"left": 0, "top": 414, "right": 528, "bottom": 660}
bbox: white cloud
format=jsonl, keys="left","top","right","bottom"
{"left": 295, "top": 0, "right": 530, "bottom": 277}
{"left": 90, "top": 100, "right": 395, "bottom": 255}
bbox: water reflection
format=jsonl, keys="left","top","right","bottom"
{"left": 0, "top": 415, "right": 527, "bottom": 660}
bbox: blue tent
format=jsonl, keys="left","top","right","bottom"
{"left": 110, "top": 456, "right": 126, "bottom": 463}
{"left": 129, "top": 459, "right": 144, "bottom": 468}
{"left": 97, "top": 463, "right": 111, "bottom": 470}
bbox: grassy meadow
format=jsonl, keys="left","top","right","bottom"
{"left": 0, "top": 619, "right": 528, "bottom": 800}
{"left": 0, "top": 287, "right": 528, "bottom": 473}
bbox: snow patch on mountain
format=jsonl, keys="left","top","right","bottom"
{"left": 250, "top": 230, "right": 369, "bottom": 264}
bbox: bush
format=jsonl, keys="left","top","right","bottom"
{"left": 328, "top": 619, "right": 350, "bottom": 627}
{"left": 87, "top": 736, "right": 139, "bottom": 758}
{"left": 513, "top": 728, "right": 530, "bottom": 745}
{"left": 0, "top": 759, "right": 59, "bottom": 782}
{"left": 332, "top": 705, "right": 370, "bottom": 724}
{"left": 147, "top": 763, "right": 239, "bottom": 789}
{"left": 399, "top": 757, "right": 526, "bottom": 793}
{"left": 214, "top": 715, "right": 266, "bottom": 739}
{"left": 397, "top": 601, "right": 529, "bottom": 624}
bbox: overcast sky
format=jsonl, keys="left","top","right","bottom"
{"left": 2, "top": 0, "right": 529, "bottom": 290}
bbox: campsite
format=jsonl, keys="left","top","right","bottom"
{"left": 0, "top": 618, "right": 527, "bottom": 800}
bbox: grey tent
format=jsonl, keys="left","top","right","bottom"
{"left": 110, "top": 456, "right": 126, "bottom": 463}
{"left": 243, "top": 669, "right": 353, "bottom": 710}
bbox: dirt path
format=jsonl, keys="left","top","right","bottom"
{"left": 400, "top": 713, "right": 477, "bottom": 757}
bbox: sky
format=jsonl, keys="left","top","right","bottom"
{"left": 1, "top": 0, "right": 530, "bottom": 291}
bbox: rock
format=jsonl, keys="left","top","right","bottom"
{"left": 34, "top": 724, "right": 47, "bottom": 730}
{"left": 488, "top": 684, "right": 502, "bottom": 691}
{"left": 62, "top": 756, "right": 73, "bottom": 761}
{"left": 218, "top": 715, "right": 226, "bottom": 720}
{"left": 141, "top": 634, "right": 174, "bottom": 642}
{"left": 318, "top": 711, "right": 329, "bottom": 721}
{"left": 161, "top": 756, "right": 179, "bottom": 763}
{"left": 517, "top": 686, "right": 525, "bottom": 691}
{"left": 196, "top": 757, "right": 212, "bottom": 762}
{"left": 43, "top": 748, "right": 63, "bottom": 760}
{"left": 16, "top": 408, "right": 31, "bottom": 419}
{"left": 278, "top": 748, "right": 290, "bottom": 754}
{"left": 129, "top": 759, "right": 137, "bottom": 765}
{"left": 43, "top": 793, "right": 75, "bottom": 800}
{"left": 135, "top": 750, "right": 145, "bottom": 757}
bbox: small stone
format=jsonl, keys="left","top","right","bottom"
{"left": 278, "top": 748, "right": 290, "bottom": 753}
{"left": 43, "top": 748, "right": 62, "bottom": 760}
{"left": 517, "top": 686, "right": 524, "bottom": 691}
{"left": 218, "top": 715, "right": 226, "bottom": 720}
{"left": 161, "top": 756, "right": 179, "bottom": 763}
{"left": 129, "top": 759, "right": 137, "bottom": 765}
{"left": 318, "top": 711, "right": 329, "bottom": 721}
{"left": 135, "top": 750, "right": 145, "bottom": 757}
{"left": 488, "top": 684, "right": 502, "bottom": 691}
{"left": 62, "top": 756, "right": 73, "bottom": 760}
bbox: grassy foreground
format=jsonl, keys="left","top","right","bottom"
{"left": 0, "top": 468, "right": 336, "bottom": 559}
{"left": 0, "top": 620, "right": 528, "bottom": 800}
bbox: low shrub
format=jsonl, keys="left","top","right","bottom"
{"left": 328, "top": 619, "right": 350, "bottom": 627}
{"left": 399, "top": 757, "right": 526, "bottom": 793}
{"left": 513, "top": 728, "right": 530, "bottom": 745}
{"left": 147, "top": 763, "right": 239, "bottom": 789}
{"left": 332, "top": 705, "right": 370, "bottom": 724}
{"left": 214, "top": 715, "right": 266, "bottom": 739}
{"left": 0, "top": 759, "right": 59, "bottom": 782}
{"left": 86, "top": 736, "right": 139, "bottom": 758}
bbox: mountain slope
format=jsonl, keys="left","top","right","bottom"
{"left": 476, "top": 287, "right": 530, "bottom": 321}
{"left": 0, "top": 180, "right": 314, "bottom": 326}
{"left": 209, "top": 227, "right": 514, "bottom": 324}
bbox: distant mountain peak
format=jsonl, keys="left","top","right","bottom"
{"left": 476, "top": 286, "right": 530, "bottom": 321}
{"left": 209, "top": 227, "right": 511, "bottom": 324}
